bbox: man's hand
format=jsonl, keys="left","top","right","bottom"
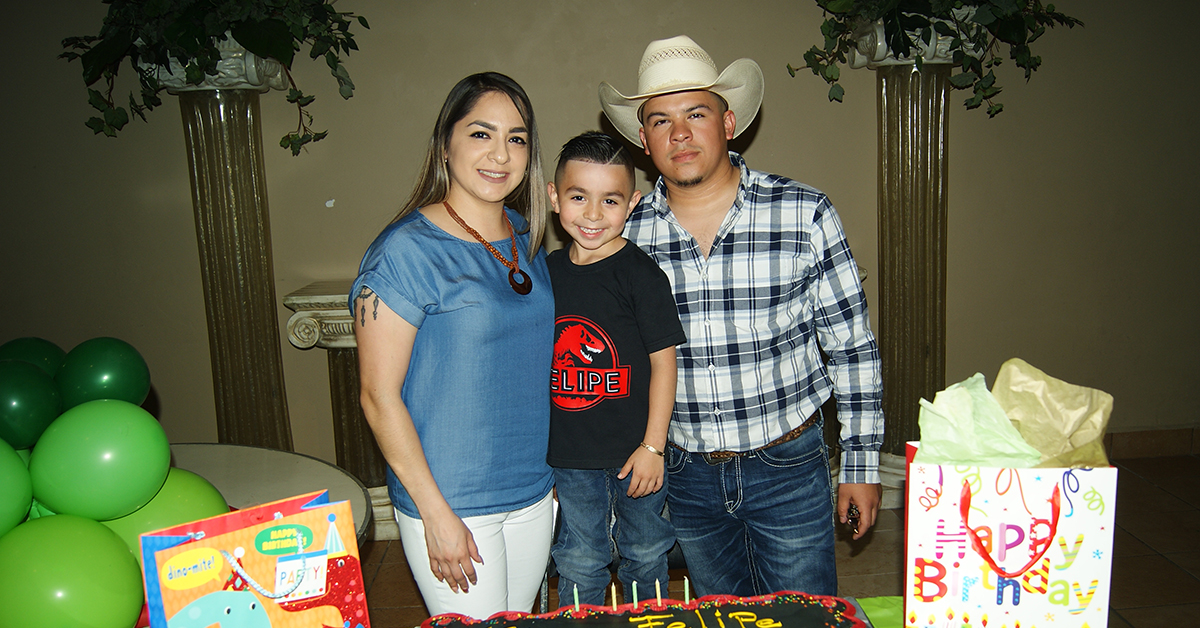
{"left": 618, "top": 447, "right": 665, "bottom": 498}
{"left": 837, "top": 482, "right": 882, "bottom": 540}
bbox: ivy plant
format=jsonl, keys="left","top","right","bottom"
{"left": 790, "top": 0, "right": 1081, "bottom": 117}
{"left": 60, "top": 0, "right": 369, "bottom": 155}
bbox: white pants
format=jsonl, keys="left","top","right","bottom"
{"left": 395, "top": 491, "right": 554, "bottom": 618}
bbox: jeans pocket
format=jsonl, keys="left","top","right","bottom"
{"left": 666, "top": 446, "right": 687, "bottom": 475}
{"left": 756, "top": 428, "right": 824, "bottom": 469}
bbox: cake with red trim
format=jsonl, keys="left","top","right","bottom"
{"left": 421, "top": 592, "right": 866, "bottom": 628}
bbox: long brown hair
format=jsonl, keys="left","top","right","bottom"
{"left": 394, "top": 72, "right": 547, "bottom": 256}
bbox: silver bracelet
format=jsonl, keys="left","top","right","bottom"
{"left": 639, "top": 442, "right": 665, "bottom": 457}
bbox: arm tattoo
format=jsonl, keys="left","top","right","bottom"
{"left": 356, "top": 287, "right": 379, "bottom": 326}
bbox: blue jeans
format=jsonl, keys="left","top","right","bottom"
{"left": 552, "top": 467, "right": 675, "bottom": 606}
{"left": 665, "top": 420, "right": 837, "bottom": 597}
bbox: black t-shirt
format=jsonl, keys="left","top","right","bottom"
{"left": 546, "top": 240, "right": 687, "bottom": 469}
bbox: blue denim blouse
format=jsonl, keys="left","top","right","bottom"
{"left": 350, "top": 209, "right": 554, "bottom": 518}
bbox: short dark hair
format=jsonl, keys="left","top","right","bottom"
{"left": 554, "top": 131, "right": 635, "bottom": 184}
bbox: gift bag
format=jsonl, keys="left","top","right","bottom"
{"left": 905, "top": 443, "right": 1116, "bottom": 628}
{"left": 140, "top": 490, "right": 370, "bottom": 628}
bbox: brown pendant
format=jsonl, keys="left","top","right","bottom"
{"left": 509, "top": 268, "right": 532, "bottom": 295}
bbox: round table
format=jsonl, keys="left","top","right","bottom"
{"left": 170, "top": 443, "right": 372, "bottom": 544}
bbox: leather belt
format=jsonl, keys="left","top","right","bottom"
{"left": 671, "top": 412, "right": 820, "bottom": 466}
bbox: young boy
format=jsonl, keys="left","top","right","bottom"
{"left": 546, "top": 131, "right": 686, "bottom": 607}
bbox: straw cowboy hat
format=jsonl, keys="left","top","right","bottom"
{"left": 599, "top": 35, "right": 764, "bottom": 148}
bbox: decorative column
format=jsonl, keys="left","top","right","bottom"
{"left": 850, "top": 22, "right": 953, "bottom": 456}
{"left": 283, "top": 281, "right": 388, "bottom": 487}
{"left": 160, "top": 40, "right": 293, "bottom": 450}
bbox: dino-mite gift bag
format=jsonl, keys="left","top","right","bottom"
{"left": 140, "top": 490, "right": 370, "bottom": 628}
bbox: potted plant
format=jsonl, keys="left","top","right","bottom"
{"left": 57, "top": 1, "right": 374, "bottom": 453}
{"left": 60, "top": 0, "right": 369, "bottom": 154}
{"left": 790, "top": 0, "right": 1082, "bottom": 117}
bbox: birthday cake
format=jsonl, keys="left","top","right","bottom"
{"left": 421, "top": 592, "right": 866, "bottom": 628}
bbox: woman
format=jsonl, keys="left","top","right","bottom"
{"left": 350, "top": 72, "right": 554, "bottom": 617}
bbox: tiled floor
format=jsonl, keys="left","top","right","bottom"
{"left": 359, "top": 455, "right": 1200, "bottom": 627}
{"left": 1106, "top": 454, "right": 1200, "bottom": 627}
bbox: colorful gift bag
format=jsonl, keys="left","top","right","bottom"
{"left": 905, "top": 443, "right": 1116, "bottom": 628}
{"left": 140, "top": 490, "right": 370, "bottom": 628}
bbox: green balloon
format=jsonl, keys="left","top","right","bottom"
{"left": 0, "top": 359, "right": 63, "bottom": 450}
{"left": 55, "top": 337, "right": 151, "bottom": 410}
{"left": 0, "top": 439, "right": 32, "bottom": 537}
{"left": 30, "top": 399, "right": 170, "bottom": 521}
{"left": 15, "top": 448, "right": 30, "bottom": 466}
{"left": 0, "top": 337, "right": 66, "bottom": 377}
{"left": 0, "top": 515, "right": 144, "bottom": 628}
{"left": 102, "top": 467, "right": 229, "bottom": 563}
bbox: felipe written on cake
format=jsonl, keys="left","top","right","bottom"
{"left": 421, "top": 591, "right": 866, "bottom": 628}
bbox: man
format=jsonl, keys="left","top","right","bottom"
{"left": 599, "top": 35, "right": 884, "bottom": 597}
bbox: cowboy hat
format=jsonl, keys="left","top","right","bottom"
{"left": 599, "top": 35, "right": 764, "bottom": 148}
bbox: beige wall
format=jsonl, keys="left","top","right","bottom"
{"left": 3, "top": 1, "right": 1196, "bottom": 463}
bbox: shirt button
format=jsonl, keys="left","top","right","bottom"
{"left": 707, "top": 363, "right": 716, "bottom": 371}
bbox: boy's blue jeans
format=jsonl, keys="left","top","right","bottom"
{"left": 551, "top": 467, "right": 675, "bottom": 606}
{"left": 664, "top": 420, "right": 837, "bottom": 597}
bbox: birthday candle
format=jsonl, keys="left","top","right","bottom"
{"left": 684, "top": 576, "right": 690, "bottom": 604}
{"left": 612, "top": 583, "right": 618, "bottom": 611}
{"left": 655, "top": 579, "right": 662, "bottom": 606}
{"left": 633, "top": 581, "right": 638, "bottom": 607}
{"left": 574, "top": 584, "right": 579, "bottom": 612}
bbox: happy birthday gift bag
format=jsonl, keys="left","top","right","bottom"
{"left": 140, "top": 490, "right": 370, "bottom": 628}
{"left": 904, "top": 443, "right": 1116, "bottom": 628}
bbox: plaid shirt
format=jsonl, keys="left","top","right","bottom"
{"left": 624, "top": 153, "right": 884, "bottom": 484}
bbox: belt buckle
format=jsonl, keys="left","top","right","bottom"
{"left": 701, "top": 452, "right": 733, "bottom": 465}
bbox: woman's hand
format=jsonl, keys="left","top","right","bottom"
{"left": 618, "top": 447, "right": 664, "bottom": 498}
{"left": 422, "top": 508, "right": 483, "bottom": 593}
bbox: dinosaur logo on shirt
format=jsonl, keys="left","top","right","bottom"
{"left": 553, "top": 324, "right": 604, "bottom": 368}
{"left": 551, "top": 316, "right": 630, "bottom": 411}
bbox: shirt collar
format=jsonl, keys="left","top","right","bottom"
{"left": 647, "top": 151, "right": 750, "bottom": 219}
